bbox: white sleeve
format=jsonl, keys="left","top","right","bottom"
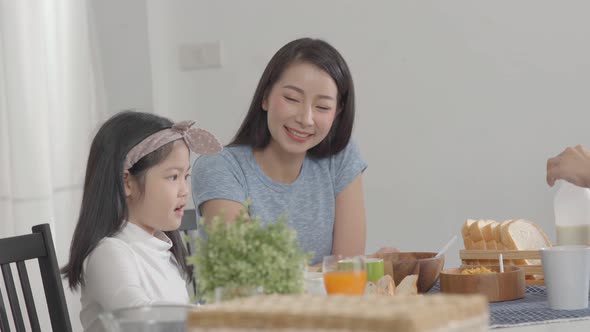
{"left": 83, "top": 239, "right": 154, "bottom": 311}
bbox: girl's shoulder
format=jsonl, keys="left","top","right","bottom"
{"left": 86, "top": 237, "right": 134, "bottom": 265}
{"left": 81, "top": 236, "right": 138, "bottom": 283}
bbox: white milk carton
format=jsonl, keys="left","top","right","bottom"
{"left": 554, "top": 180, "right": 590, "bottom": 245}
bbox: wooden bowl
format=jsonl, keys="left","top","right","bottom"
{"left": 369, "top": 252, "right": 445, "bottom": 293}
{"left": 440, "top": 265, "right": 525, "bottom": 302}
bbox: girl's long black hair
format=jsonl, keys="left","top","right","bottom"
{"left": 62, "top": 111, "right": 190, "bottom": 290}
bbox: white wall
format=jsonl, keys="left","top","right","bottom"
{"left": 91, "top": 0, "right": 153, "bottom": 114}
{"left": 93, "top": 0, "right": 590, "bottom": 277}
{"left": 139, "top": 0, "right": 590, "bottom": 268}
{"left": 56, "top": 2, "right": 154, "bottom": 331}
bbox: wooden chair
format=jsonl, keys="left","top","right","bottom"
{"left": 0, "top": 223, "right": 72, "bottom": 332}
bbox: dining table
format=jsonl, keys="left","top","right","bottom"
{"left": 501, "top": 320, "right": 590, "bottom": 332}
{"left": 427, "top": 282, "right": 590, "bottom": 332}
{"left": 178, "top": 274, "right": 590, "bottom": 331}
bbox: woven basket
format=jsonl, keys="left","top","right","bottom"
{"left": 187, "top": 294, "right": 489, "bottom": 332}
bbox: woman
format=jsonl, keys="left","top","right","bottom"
{"left": 192, "top": 38, "right": 367, "bottom": 264}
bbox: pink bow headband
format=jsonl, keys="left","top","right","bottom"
{"left": 124, "top": 120, "right": 222, "bottom": 170}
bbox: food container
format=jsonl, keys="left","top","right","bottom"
{"left": 440, "top": 265, "right": 525, "bottom": 302}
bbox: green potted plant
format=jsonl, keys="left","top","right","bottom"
{"left": 186, "top": 202, "right": 311, "bottom": 302}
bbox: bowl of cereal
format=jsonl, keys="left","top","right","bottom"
{"left": 440, "top": 265, "right": 525, "bottom": 302}
{"left": 368, "top": 252, "right": 445, "bottom": 293}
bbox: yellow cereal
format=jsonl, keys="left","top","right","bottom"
{"left": 460, "top": 267, "right": 496, "bottom": 275}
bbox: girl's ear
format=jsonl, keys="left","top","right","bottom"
{"left": 123, "top": 170, "right": 134, "bottom": 197}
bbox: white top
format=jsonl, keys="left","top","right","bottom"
{"left": 80, "top": 222, "right": 189, "bottom": 332}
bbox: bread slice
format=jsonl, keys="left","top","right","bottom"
{"left": 462, "top": 219, "right": 477, "bottom": 264}
{"left": 377, "top": 275, "right": 395, "bottom": 296}
{"left": 492, "top": 221, "right": 503, "bottom": 250}
{"left": 396, "top": 275, "right": 418, "bottom": 296}
{"left": 365, "top": 282, "right": 378, "bottom": 295}
{"left": 501, "top": 219, "right": 551, "bottom": 265}
{"left": 462, "top": 219, "right": 477, "bottom": 249}
{"left": 499, "top": 219, "right": 514, "bottom": 254}
{"left": 500, "top": 219, "right": 519, "bottom": 265}
{"left": 481, "top": 220, "right": 498, "bottom": 264}
{"left": 469, "top": 220, "right": 485, "bottom": 243}
{"left": 463, "top": 237, "right": 475, "bottom": 251}
{"left": 469, "top": 220, "right": 487, "bottom": 250}
{"left": 484, "top": 221, "right": 499, "bottom": 250}
{"left": 482, "top": 220, "right": 497, "bottom": 248}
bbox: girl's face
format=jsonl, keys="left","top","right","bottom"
{"left": 262, "top": 62, "right": 338, "bottom": 157}
{"left": 125, "top": 140, "right": 190, "bottom": 234}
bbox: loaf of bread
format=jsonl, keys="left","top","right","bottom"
{"left": 461, "top": 218, "right": 551, "bottom": 267}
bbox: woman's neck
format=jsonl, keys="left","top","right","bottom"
{"left": 253, "top": 141, "right": 305, "bottom": 184}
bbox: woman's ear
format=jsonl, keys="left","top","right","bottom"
{"left": 123, "top": 170, "right": 134, "bottom": 197}
{"left": 262, "top": 88, "right": 271, "bottom": 111}
{"left": 262, "top": 98, "right": 268, "bottom": 111}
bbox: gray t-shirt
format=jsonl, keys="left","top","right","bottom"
{"left": 191, "top": 140, "right": 367, "bottom": 264}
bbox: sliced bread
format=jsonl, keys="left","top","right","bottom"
{"left": 492, "top": 221, "right": 504, "bottom": 250}
{"left": 501, "top": 219, "right": 551, "bottom": 265}
{"left": 469, "top": 220, "right": 487, "bottom": 250}
{"left": 482, "top": 220, "right": 498, "bottom": 263}
{"left": 461, "top": 219, "right": 477, "bottom": 249}
{"left": 396, "top": 274, "right": 418, "bottom": 296}
{"left": 377, "top": 274, "right": 396, "bottom": 296}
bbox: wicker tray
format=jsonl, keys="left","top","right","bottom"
{"left": 459, "top": 249, "right": 544, "bottom": 286}
{"left": 187, "top": 294, "right": 489, "bottom": 332}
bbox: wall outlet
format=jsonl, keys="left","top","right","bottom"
{"left": 178, "top": 41, "right": 222, "bottom": 70}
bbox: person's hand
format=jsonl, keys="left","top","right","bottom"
{"left": 547, "top": 145, "right": 590, "bottom": 188}
{"left": 374, "top": 246, "right": 400, "bottom": 255}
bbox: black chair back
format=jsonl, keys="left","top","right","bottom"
{"left": 179, "top": 209, "right": 197, "bottom": 232}
{"left": 0, "top": 224, "right": 72, "bottom": 332}
{"left": 178, "top": 209, "right": 199, "bottom": 298}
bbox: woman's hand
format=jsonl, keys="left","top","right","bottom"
{"left": 547, "top": 145, "right": 590, "bottom": 188}
{"left": 374, "top": 246, "right": 400, "bottom": 255}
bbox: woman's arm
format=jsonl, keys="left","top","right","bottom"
{"left": 200, "top": 199, "right": 246, "bottom": 225}
{"left": 331, "top": 174, "right": 366, "bottom": 256}
{"left": 192, "top": 152, "right": 249, "bottom": 225}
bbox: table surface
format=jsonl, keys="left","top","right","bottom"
{"left": 424, "top": 280, "right": 590, "bottom": 331}
{"left": 498, "top": 319, "right": 590, "bottom": 331}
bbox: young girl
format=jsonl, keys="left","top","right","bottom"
{"left": 62, "top": 111, "right": 221, "bottom": 332}
{"left": 192, "top": 38, "right": 367, "bottom": 264}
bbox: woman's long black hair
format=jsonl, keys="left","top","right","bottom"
{"left": 61, "top": 111, "right": 190, "bottom": 290}
{"left": 230, "top": 38, "right": 356, "bottom": 158}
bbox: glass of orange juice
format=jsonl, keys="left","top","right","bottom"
{"left": 322, "top": 255, "right": 367, "bottom": 295}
